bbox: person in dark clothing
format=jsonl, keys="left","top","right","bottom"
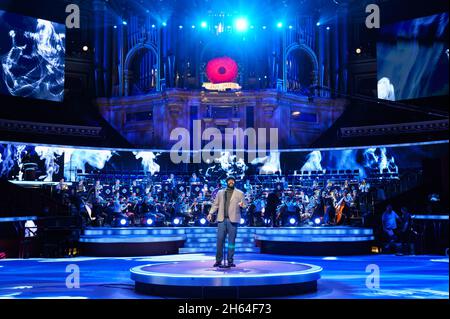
{"left": 265, "top": 192, "right": 280, "bottom": 227}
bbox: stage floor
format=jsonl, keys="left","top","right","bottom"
{"left": 0, "top": 253, "right": 448, "bottom": 299}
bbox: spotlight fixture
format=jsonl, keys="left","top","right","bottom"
{"left": 356, "top": 48, "right": 362, "bottom": 54}
{"left": 326, "top": 26, "right": 330, "bottom": 30}
{"left": 82, "top": 45, "right": 88, "bottom": 52}
{"left": 113, "top": 25, "right": 117, "bottom": 29}
{"left": 122, "top": 20, "right": 127, "bottom": 26}
{"left": 146, "top": 218, "right": 154, "bottom": 226}
{"left": 262, "top": 25, "right": 267, "bottom": 29}
{"left": 240, "top": 218, "right": 245, "bottom": 225}
{"left": 179, "top": 25, "right": 183, "bottom": 29}
{"left": 173, "top": 217, "right": 181, "bottom": 226}
{"left": 119, "top": 218, "right": 127, "bottom": 226}
{"left": 316, "top": 22, "right": 321, "bottom": 26}
{"left": 276, "top": 22, "right": 283, "bottom": 28}
{"left": 288, "top": 25, "right": 293, "bottom": 29}
{"left": 292, "top": 111, "right": 301, "bottom": 116}
{"left": 314, "top": 217, "right": 322, "bottom": 226}
{"left": 199, "top": 218, "right": 207, "bottom": 225}
{"left": 191, "top": 25, "right": 196, "bottom": 29}
{"left": 162, "top": 22, "right": 167, "bottom": 27}
{"left": 200, "top": 21, "right": 207, "bottom": 28}
{"left": 289, "top": 217, "right": 297, "bottom": 225}
{"left": 235, "top": 17, "right": 249, "bottom": 32}
{"left": 151, "top": 24, "right": 156, "bottom": 28}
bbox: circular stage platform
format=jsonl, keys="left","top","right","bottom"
{"left": 130, "top": 260, "right": 322, "bottom": 298}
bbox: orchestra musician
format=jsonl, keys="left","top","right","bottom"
{"left": 189, "top": 172, "right": 200, "bottom": 183}
{"left": 56, "top": 178, "right": 69, "bottom": 193}
{"left": 76, "top": 180, "right": 86, "bottom": 194}
{"left": 264, "top": 191, "right": 281, "bottom": 227}
{"left": 244, "top": 179, "right": 253, "bottom": 194}
{"left": 113, "top": 179, "right": 121, "bottom": 193}
{"left": 50, "top": 171, "right": 375, "bottom": 229}
{"left": 168, "top": 173, "right": 177, "bottom": 187}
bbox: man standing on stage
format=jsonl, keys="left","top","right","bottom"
{"left": 207, "top": 176, "right": 246, "bottom": 268}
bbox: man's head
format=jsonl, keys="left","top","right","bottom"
{"left": 226, "top": 176, "right": 236, "bottom": 189}
{"left": 386, "top": 204, "right": 393, "bottom": 213}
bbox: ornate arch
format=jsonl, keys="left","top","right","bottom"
{"left": 124, "top": 43, "right": 159, "bottom": 95}
{"left": 284, "top": 43, "right": 319, "bottom": 92}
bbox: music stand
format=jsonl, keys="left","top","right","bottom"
{"left": 218, "top": 242, "right": 229, "bottom": 268}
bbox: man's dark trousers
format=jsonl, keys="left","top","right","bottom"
{"left": 216, "top": 218, "right": 238, "bottom": 264}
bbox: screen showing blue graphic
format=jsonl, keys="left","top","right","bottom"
{"left": 0, "top": 10, "right": 65, "bottom": 102}
{"left": 377, "top": 13, "right": 449, "bottom": 101}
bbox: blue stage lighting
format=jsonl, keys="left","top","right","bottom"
{"left": 173, "top": 217, "right": 181, "bottom": 225}
{"left": 235, "top": 18, "right": 248, "bottom": 32}
{"left": 316, "top": 22, "right": 321, "bottom": 26}
{"left": 288, "top": 25, "right": 293, "bottom": 29}
{"left": 326, "top": 26, "right": 330, "bottom": 30}
{"left": 113, "top": 25, "right": 117, "bottom": 29}
{"left": 262, "top": 25, "right": 267, "bottom": 30}
{"left": 151, "top": 24, "right": 156, "bottom": 28}
{"left": 276, "top": 22, "right": 283, "bottom": 28}
{"left": 191, "top": 25, "right": 196, "bottom": 29}
{"left": 314, "top": 217, "right": 321, "bottom": 225}
{"left": 179, "top": 25, "right": 183, "bottom": 29}
{"left": 146, "top": 218, "right": 154, "bottom": 226}
{"left": 264, "top": 218, "right": 270, "bottom": 225}
{"left": 289, "top": 218, "right": 296, "bottom": 225}
{"left": 199, "top": 218, "right": 207, "bottom": 225}
{"left": 162, "top": 22, "right": 167, "bottom": 27}
{"left": 122, "top": 21, "right": 127, "bottom": 26}
{"left": 200, "top": 21, "right": 207, "bottom": 28}
{"left": 119, "top": 218, "right": 127, "bottom": 226}
{"left": 240, "top": 218, "right": 245, "bottom": 225}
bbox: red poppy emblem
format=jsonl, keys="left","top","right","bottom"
{"left": 205, "top": 57, "right": 238, "bottom": 83}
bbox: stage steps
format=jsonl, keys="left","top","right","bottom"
{"left": 180, "top": 227, "right": 260, "bottom": 254}
{"left": 79, "top": 226, "right": 374, "bottom": 255}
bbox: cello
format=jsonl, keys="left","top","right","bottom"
{"left": 332, "top": 191, "right": 346, "bottom": 225}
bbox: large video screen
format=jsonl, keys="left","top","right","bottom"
{"left": 0, "top": 10, "right": 65, "bottom": 102}
{"left": 377, "top": 13, "right": 449, "bottom": 101}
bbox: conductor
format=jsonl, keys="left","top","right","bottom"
{"left": 207, "top": 176, "right": 246, "bottom": 267}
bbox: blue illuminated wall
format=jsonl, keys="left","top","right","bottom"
{"left": 0, "top": 10, "right": 65, "bottom": 102}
